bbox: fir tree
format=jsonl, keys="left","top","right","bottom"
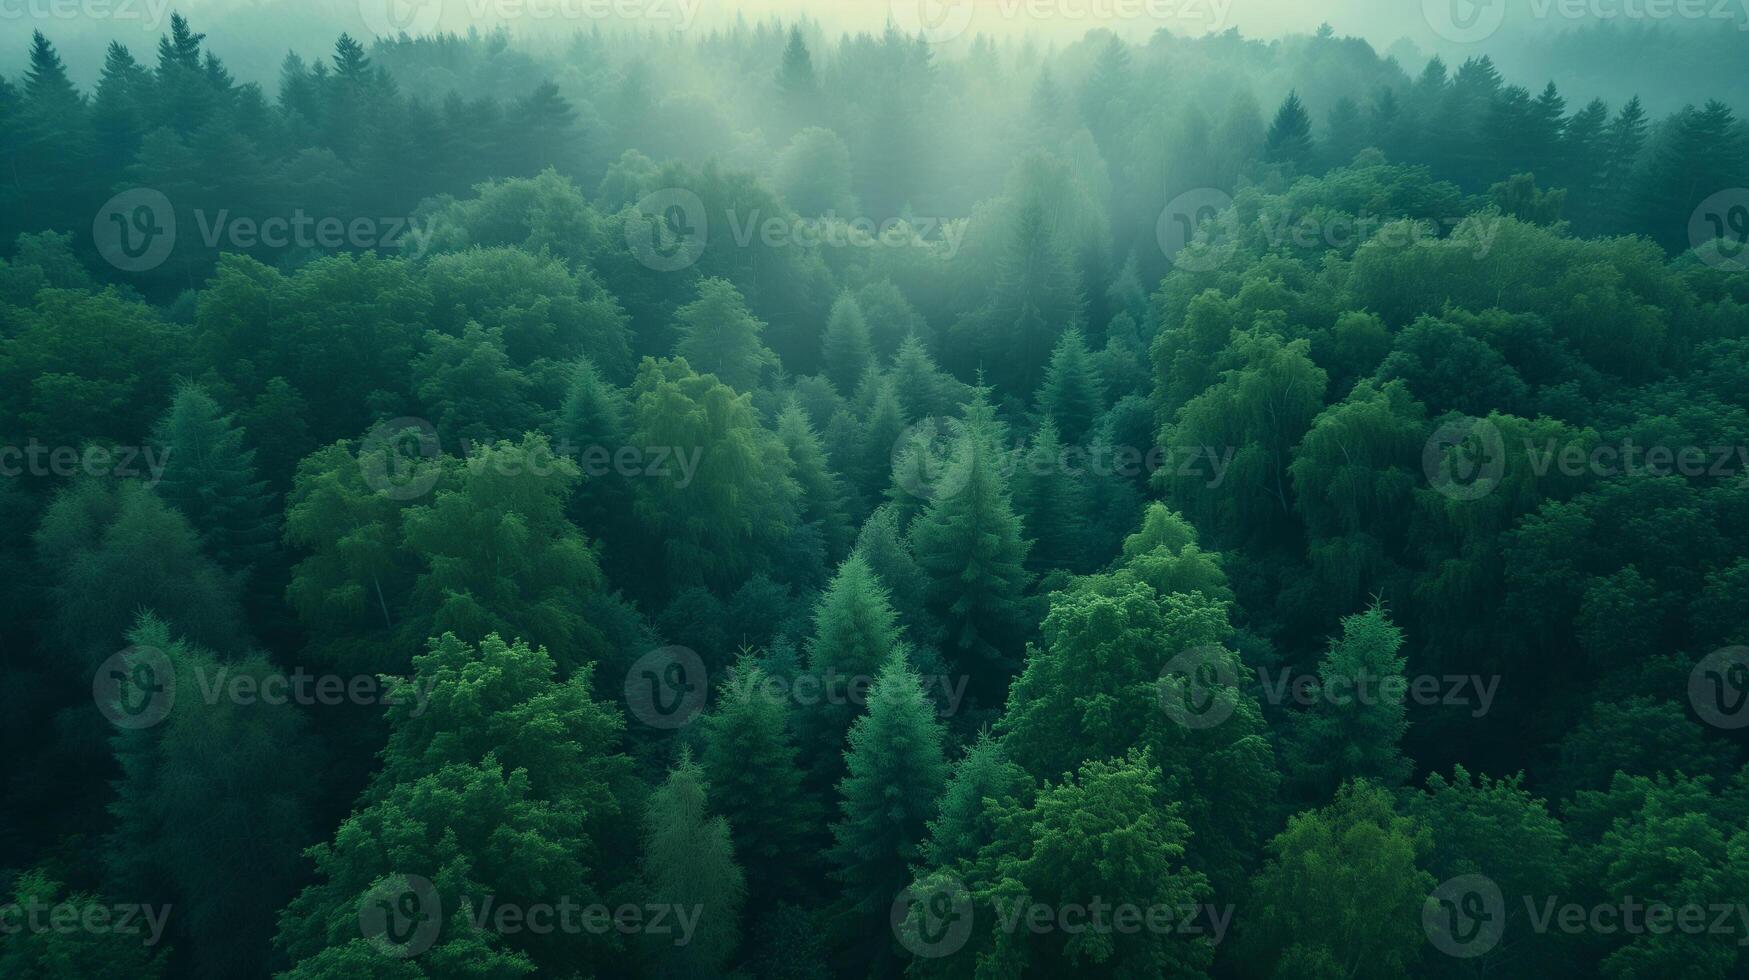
{"left": 821, "top": 291, "right": 874, "bottom": 393}
{"left": 1287, "top": 602, "right": 1413, "bottom": 798}
{"left": 1035, "top": 326, "right": 1106, "bottom": 446}
{"left": 673, "top": 278, "right": 778, "bottom": 392}
{"left": 826, "top": 651, "right": 948, "bottom": 970}
{"left": 642, "top": 747, "right": 747, "bottom": 978}
{"left": 151, "top": 381, "right": 278, "bottom": 574}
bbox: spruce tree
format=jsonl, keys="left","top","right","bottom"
{"left": 1264, "top": 90, "right": 1315, "bottom": 171}
{"left": 821, "top": 291, "right": 874, "bottom": 393}
{"left": 1287, "top": 602, "right": 1413, "bottom": 799}
{"left": 1035, "top": 326, "right": 1106, "bottom": 446}
{"left": 700, "top": 658, "right": 819, "bottom": 904}
{"left": 777, "top": 398, "right": 855, "bottom": 559}
{"left": 151, "top": 381, "right": 277, "bottom": 574}
{"left": 642, "top": 748, "right": 747, "bottom": 978}
{"left": 826, "top": 651, "right": 948, "bottom": 969}
{"left": 909, "top": 388, "right": 1034, "bottom": 682}
{"left": 799, "top": 553, "right": 904, "bottom": 782}
{"left": 1011, "top": 419, "right": 1089, "bottom": 573}
{"left": 673, "top": 278, "right": 777, "bottom": 392}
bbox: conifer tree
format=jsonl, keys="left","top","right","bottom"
{"left": 1035, "top": 326, "right": 1106, "bottom": 446}
{"left": 923, "top": 731, "right": 1031, "bottom": 869}
{"left": 821, "top": 291, "right": 874, "bottom": 393}
{"left": 642, "top": 748, "right": 746, "bottom": 978}
{"left": 1264, "top": 90, "right": 1314, "bottom": 171}
{"left": 826, "top": 651, "right": 948, "bottom": 969}
{"left": 1286, "top": 602, "right": 1413, "bottom": 799}
{"left": 909, "top": 389, "right": 1034, "bottom": 680}
{"left": 1011, "top": 419, "right": 1088, "bottom": 573}
{"left": 673, "top": 278, "right": 778, "bottom": 392}
{"left": 701, "top": 658, "right": 819, "bottom": 904}
{"left": 151, "top": 381, "right": 277, "bottom": 574}
{"left": 799, "top": 554, "right": 904, "bottom": 780}
{"left": 777, "top": 398, "right": 855, "bottom": 559}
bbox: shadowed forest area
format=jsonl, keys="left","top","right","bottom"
{"left": 2, "top": 5, "right": 1749, "bottom": 978}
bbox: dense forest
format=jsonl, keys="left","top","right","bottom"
{"left": 2, "top": 6, "right": 1749, "bottom": 979}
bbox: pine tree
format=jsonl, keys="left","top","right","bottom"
{"left": 1287, "top": 602, "right": 1413, "bottom": 799}
{"left": 923, "top": 731, "right": 1031, "bottom": 869}
{"left": 776, "top": 398, "right": 854, "bottom": 559}
{"left": 799, "top": 553, "right": 904, "bottom": 782}
{"left": 852, "top": 505, "right": 939, "bottom": 647}
{"left": 1264, "top": 90, "right": 1314, "bottom": 172}
{"left": 909, "top": 388, "right": 1033, "bottom": 683}
{"left": 700, "top": 658, "right": 819, "bottom": 904}
{"left": 91, "top": 42, "right": 149, "bottom": 168}
{"left": 1011, "top": 419, "right": 1088, "bottom": 573}
{"left": 1035, "top": 326, "right": 1106, "bottom": 446}
{"left": 151, "top": 382, "right": 278, "bottom": 574}
{"left": 642, "top": 748, "right": 747, "bottom": 978}
{"left": 855, "top": 375, "right": 906, "bottom": 499}
{"left": 674, "top": 277, "right": 778, "bottom": 392}
{"left": 826, "top": 651, "right": 948, "bottom": 969}
{"left": 821, "top": 291, "right": 874, "bottom": 392}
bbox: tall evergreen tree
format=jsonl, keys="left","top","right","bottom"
{"left": 1035, "top": 326, "right": 1106, "bottom": 446}
{"left": 641, "top": 748, "right": 746, "bottom": 978}
{"left": 909, "top": 389, "right": 1034, "bottom": 685}
{"left": 151, "top": 382, "right": 277, "bottom": 575}
{"left": 700, "top": 657, "right": 820, "bottom": 904}
{"left": 1264, "top": 90, "right": 1315, "bottom": 172}
{"left": 826, "top": 651, "right": 947, "bottom": 972}
{"left": 821, "top": 292, "right": 874, "bottom": 393}
{"left": 1286, "top": 602, "right": 1413, "bottom": 799}
{"left": 673, "top": 278, "right": 778, "bottom": 392}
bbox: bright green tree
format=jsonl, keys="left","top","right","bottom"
{"left": 641, "top": 748, "right": 746, "bottom": 978}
